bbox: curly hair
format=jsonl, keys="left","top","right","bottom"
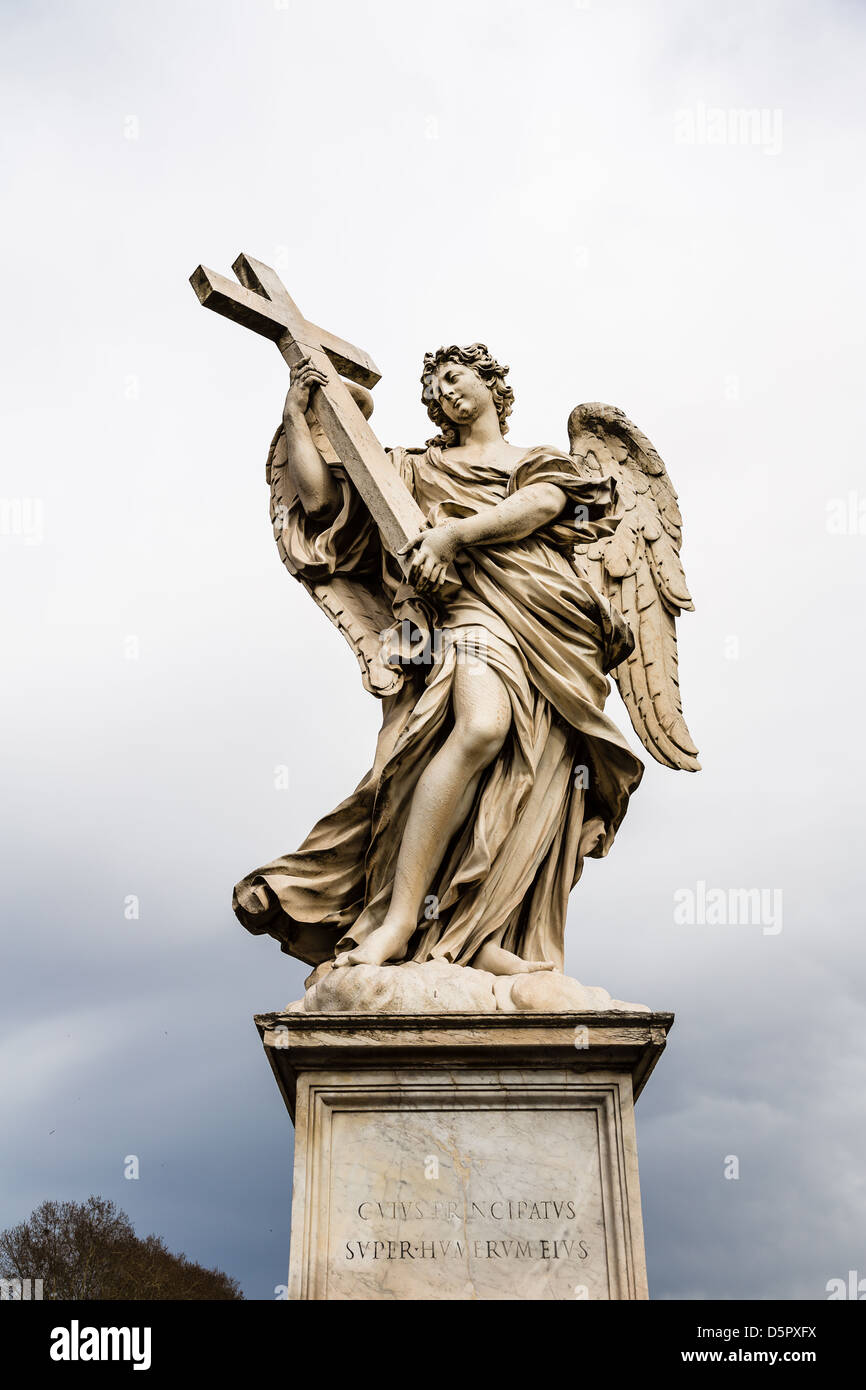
{"left": 420, "top": 343, "right": 514, "bottom": 448}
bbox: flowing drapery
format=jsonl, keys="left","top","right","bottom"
{"left": 233, "top": 444, "right": 644, "bottom": 967}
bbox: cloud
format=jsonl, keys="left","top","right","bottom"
{"left": 2, "top": 0, "right": 865, "bottom": 1299}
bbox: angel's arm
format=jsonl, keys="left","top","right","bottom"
{"left": 282, "top": 359, "right": 341, "bottom": 521}
{"left": 453, "top": 483, "right": 568, "bottom": 546}
{"left": 400, "top": 484, "right": 567, "bottom": 590}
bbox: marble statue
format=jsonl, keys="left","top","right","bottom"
{"left": 191, "top": 256, "right": 699, "bottom": 1008}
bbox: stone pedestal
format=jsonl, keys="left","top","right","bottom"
{"left": 256, "top": 1008, "right": 672, "bottom": 1301}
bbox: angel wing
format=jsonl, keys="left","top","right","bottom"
{"left": 568, "top": 403, "right": 700, "bottom": 771}
{"left": 266, "top": 409, "right": 405, "bottom": 699}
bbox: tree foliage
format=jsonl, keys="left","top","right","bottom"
{"left": 0, "top": 1196, "right": 242, "bottom": 1300}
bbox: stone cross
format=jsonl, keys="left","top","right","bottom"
{"left": 190, "top": 254, "right": 429, "bottom": 564}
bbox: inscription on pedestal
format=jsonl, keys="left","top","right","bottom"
{"left": 263, "top": 1014, "right": 668, "bottom": 1303}
{"left": 284, "top": 1068, "right": 646, "bottom": 1300}
{"left": 326, "top": 1106, "right": 609, "bottom": 1299}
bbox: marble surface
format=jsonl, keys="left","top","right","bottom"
{"left": 323, "top": 1094, "right": 612, "bottom": 1300}
{"left": 258, "top": 1012, "right": 672, "bottom": 1300}
{"left": 290, "top": 960, "right": 649, "bottom": 1015}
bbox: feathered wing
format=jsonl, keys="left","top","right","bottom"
{"left": 568, "top": 403, "right": 700, "bottom": 771}
{"left": 266, "top": 420, "right": 404, "bottom": 699}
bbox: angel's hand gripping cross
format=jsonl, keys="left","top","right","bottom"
{"left": 190, "top": 253, "right": 432, "bottom": 569}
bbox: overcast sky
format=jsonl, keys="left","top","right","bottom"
{"left": 2, "top": 0, "right": 865, "bottom": 1300}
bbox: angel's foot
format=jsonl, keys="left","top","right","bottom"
{"left": 473, "top": 944, "right": 556, "bottom": 977}
{"left": 333, "top": 919, "right": 415, "bottom": 968}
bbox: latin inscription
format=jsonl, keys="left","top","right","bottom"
{"left": 346, "top": 1237, "right": 589, "bottom": 1261}
{"left": 322, "top": 1106, "right": 611, "bottom": 1299}
{"left": 346, "top": 1198, "right": 590, "bottom": 1262}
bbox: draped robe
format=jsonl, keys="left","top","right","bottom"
{"left": 232, "top": 442, "right": 644, "bottom": 969}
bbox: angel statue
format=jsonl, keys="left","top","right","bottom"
{"left": 231, "top": 341, "right": 699, "bottom": 986}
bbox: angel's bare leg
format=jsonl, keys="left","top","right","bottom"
{"left": 336, "top": 654, "right": 520, "bottom": 968}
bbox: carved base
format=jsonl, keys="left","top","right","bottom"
{"left": 293, "top": 959, "right": 650, "bottom": 1014}
{"left": 256, "top": 1008, "right": 673, "bottom": 1300}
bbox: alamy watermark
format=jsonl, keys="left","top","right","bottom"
{"left": 673, "top": 881, "right": 783, "bottom": 935}
{"left": 1, "top": 1277, "right": 44, "bottom": 1300}
{"left": 0, "top": 497, "right": 43, "bottom": 545}
{"left": 826, "top": 492, "right": 866, "bottom": 535}
{"left": 674, "top": 104, "right": 783, "bottom": 156}
{"left": 50, "top": 1321, "right": 151, "bottom": 1370}
{"left": 826, "top": 1270, "right": 866, "bottom": 1299}
{"left": 380, "top": 621, "right": 489, "bottom": 669}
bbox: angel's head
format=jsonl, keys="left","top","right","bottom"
{"left": 420, "top": 343, "right": 514, "bottom": 447}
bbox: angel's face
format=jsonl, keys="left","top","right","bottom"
{"left": 433, "top": 360, "right": 491, "bottom": 426}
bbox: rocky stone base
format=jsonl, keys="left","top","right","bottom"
{"left": 288, "top": 959, "right": 649, "bottom": 1014}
